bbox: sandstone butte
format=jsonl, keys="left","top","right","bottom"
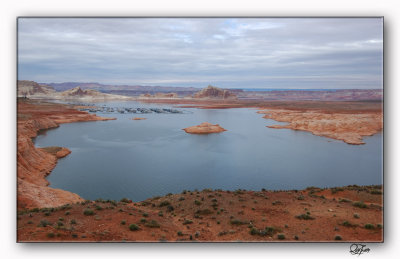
{"left": 183, "top": 122, "right": 227, "bottom": 134}
{"left": 17, "top": 100, "right": 116, "bottom": 209}
{"left": 258, "top": 109, "right": 383, "bottom": 145}
{"left": 132, "top": 117, "right": 147, "bottom": 120}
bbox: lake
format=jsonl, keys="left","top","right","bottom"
{"left": 34, "top": 101, "right": 383, "bottom": 202}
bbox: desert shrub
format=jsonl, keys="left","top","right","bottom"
{"left": 365, "top": 224, "right": 375, "bottom": 229}
{"left": 331, "top": 187, "right": 344, "bottom": 194}
{"left": 178, "top": 197, "right": 185, "bottom": 201}
{"left": 140, "top": 218, "right": 147, "bottom": 223}
{"left": 183, "top": 219, "right": 193, "bottom": 225}
{"left": 342, "top": 221, "right": 357, "bottom": 227}
{"left": 65, "top": 211, "right": 70, "bottom": 215}
{"left": 353, "top": 213, "right": 360, "bottom": 219}
{"left": 230, "top": 219, "right": 249, "bottom": 225}
{"left": 339, "top": 198, "right": 351, "bottom": 203}
{"left": 159, "top": 201, "right": 171, "bottom": 207}
{"left": 83, "top": 209, "right": 94, "bottom": 216}
{"left": 177, "top": 231, "right": 183, "bottom": 236}
{"left": 277, "top": 234, "right": 285, "bottom": 240}
{"left": 194, "top": 200, "right": 202, "bottom": 206}
{"left": 27, "top": 220, "right": 33, "bottom": 224}
{"left": 371, "top": 190, "right": 382, "bottom": 195}
{"left": 47, "top": 233, "right": 55, "bottom": 238}
{"left": 334, "top": 235, "right": 342, "bottom": 240}
{"left": 353, "top": 201, "right": 367, "bottom": 208}
{"left": 196, "top": 209, "right": 213, "bottom": 215}
{"left": 58, "top": 217, "right": 64, "bottom": 221}
{"left": 142, "top": 212, "right": 149, "bottom": 217}
{"left": 145, "top": 220, "right": 160, "bottom": 228}
{"left": 121, "top": 220, "right": 126, "bottom": 225}
{"left": 129, "top": 224, "right": 140, "bottom": 231}
{"left": 72, "top": 233, "right": 78, "bottom": 238}
{"left": 166, "top": 205, "right": 174, "bottom": 212}
{"left": 95, "top": 205, "right": 103, "bottom": 211}
{"left": 295, "top": 214, "right": 315, "bottom": 220}
{"left": 70, "top": 219, "right": 77, "bottom": 224}
{"left": 38, "top": 220, "right": 51, "bottom": 227}
{"left": 158, "top": 211, "right": 163, "bottom": 217}
{"left": 57, "top": 221, "right": 64, "bottom": 227}
{"left": 272, "top": 200, "right": 282, "bottom": 205}
{"left": 120, "top": 198, "right": 130, "bottom": 203}
{"left": 297, "top": 195, "right": 305, "bottom": 200}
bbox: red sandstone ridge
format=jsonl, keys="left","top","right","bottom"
{"left": 193, "top": 85, "right": 237, "bottom": 99}
{"left": 17, "top": 99, "right": 116, "bottom": 209}
{"left": 132, "top": 117, "right": 147, "bottom": 120}
{"left": 183, "top": 122, "right": 227, "bottom": 134}
{"left": 258, "top": 109, "right": 383, "bottom": 145}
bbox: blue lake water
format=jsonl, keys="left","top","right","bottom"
{"left": 34, "top": 101, "right": 383, "bottom": 202}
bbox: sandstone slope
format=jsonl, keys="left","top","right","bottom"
{"left": 258, "top": 109, "right": 383, "bottom": 145}
{"left": 17, "top": 99, "right": 116, "bottom": 209}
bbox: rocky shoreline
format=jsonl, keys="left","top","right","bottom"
{"left": 17, "top": 99, "right": 116, "bottom": 209}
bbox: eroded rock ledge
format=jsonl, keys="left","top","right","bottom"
{"left": 183, "top": 122, "right": 227, "bottom": 134}
{"left": 17, "top": 100, "right": 116, "bottom": 209}
{"left": 258, "top": 109, "right": 383, "bottom": 145}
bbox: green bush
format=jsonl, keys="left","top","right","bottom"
{"left": 353, "top": 213, "right": 360, "bottom": 219}
{"left": 183, "top": 219, "right": 193, "bottom": 225}
{"left": 47, "top": 233, "right": 55, "bottom": 238}
{"left": 353, "top": 201, "right": 367, "bottom": 208}
{"left": 121, "top": 220, "right": 126, "bottom": 225}
{"left": 194, "top": 200, "right": 202, "bottom": 206}
{"left": 70, "top": 219, "right": 77, "bottom": 224}
{"left": 120, "top": 198, "right": 130, "bottom": 203}
{"left": 365, "top": 224, "right": 375, "bottom": 229}
{"left": 277, "top": 234, "right": 285, "bottom": 240}
{"left": 83, "top": 209, "right": 95, "bottom": 216}
{"left": 145, "top": 220, "right": 160, "bottom": 228}
{"left": 38, "top": 220, "right": 51, "bottom": 227}
{"left": 159, "top": 201, "right": 171, "bottom": 207}
{"left": 334, "top": 235, "right": 342, "bottom": 240}
{"left": 129, "top": 224, "right": 140, "bottom": 231}
{"left": 230, "top": 219, "right": 249, "bottom": 225}
{"left": 295, "top": 214, "right": 315, "bottom": 220}
{"left": 177, "top": 231, "right": 183, "bottom": 236}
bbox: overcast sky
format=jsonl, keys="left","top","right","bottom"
{"left": 18, "top": 18, "right": 383, "bottom": 89}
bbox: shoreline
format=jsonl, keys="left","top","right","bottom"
{"left": 17, "top": 98, "right": 383, "bottom": 210}
{"left": 17, "top": 99, "right": 116, "bottom": 209}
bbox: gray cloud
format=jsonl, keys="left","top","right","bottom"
{"left": 18, "top": 18, "right": 383, "bottom": 89}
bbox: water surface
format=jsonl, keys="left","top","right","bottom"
{"left": 34, "top": 101, "right": 383, "bottom": 201}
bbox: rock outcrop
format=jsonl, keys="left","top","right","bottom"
{"left": 183, "top": 122, "right": 227, "bottom": 134}
{"left": 258, "top": 109, "right": 383, "bottom": 145}
{"left": 17, "top": 80, "right": 133, "bottom": 100}
{"left": 17, "top": 100, "right": 116, "bottom": 209}
{"left": 193, "top": 85, "right": 237, "bottom": 99}
{"left": 18, "top": 80, "right": 56, "bottom": 98}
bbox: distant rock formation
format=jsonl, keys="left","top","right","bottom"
{"left": 183, "top": 122, "right": 227, "bottom": 134}
{"left": 18, "top": 80, "right": 56, "bottom": 98}
{"left": 193, "top": 85, "right": 237, "bottom": 99}
{"left": 17, "top": 80, "right": 132, "bottom": 100}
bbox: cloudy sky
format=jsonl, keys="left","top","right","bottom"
{"left": 18, "top": 18, "right": 383, "bottom": 89}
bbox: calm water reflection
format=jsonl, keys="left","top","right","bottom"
{"left": 34, "top": 101, "right": 383, "bottom": 201}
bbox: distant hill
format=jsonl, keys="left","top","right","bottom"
{"left": 42, "top": 82, "right": 202, "bottom": 96}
